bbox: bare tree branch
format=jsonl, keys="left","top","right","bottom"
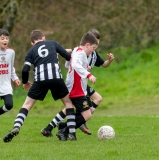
{"left": 0, "top": 0, "right": 22, "bottom": 32}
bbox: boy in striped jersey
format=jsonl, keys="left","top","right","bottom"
{"left": 0, "top": 29, "right": 21, "bottom": 115}
{"left": 3, "top": 30, "right": 76, "bottom": 142}
{"left": 56, "top": 32, "right": 98, "bottom": 140}
{"left": 78, "top": 29, "right": 114, "bottom": 134}
{"left": 66, "top": 29, "right": 114, "bottom": 135}
{"left": 42, "top": 32, "right": 98, "bottom": 141}
{"left": 41, "top": 29, "right": 114, "bottom": 137}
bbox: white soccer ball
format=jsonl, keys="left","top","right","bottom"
{"left": 97, "top": 125, "right": 115, "bottom": 140}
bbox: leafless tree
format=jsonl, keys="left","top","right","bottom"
{"left": 0, "top": 0, "right": 22, "bottom": 32}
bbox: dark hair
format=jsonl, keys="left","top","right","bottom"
{"left": 0, "top": 29, "right": 9, "bottom": 36}
{"left": 80, "top": 32, "right": 98, "bottom": 46}
{"left": 30, "top": 30, "right": 44, "bottom": 43}
{"left": 87, "top": 29, "right": 100, "bottom": 40}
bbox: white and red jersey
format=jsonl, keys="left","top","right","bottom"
{"left": 0, "top": 48, "right": 19, "bottom": 96}
{"left": 65, "top": 47, "right": 91, "bottom": 98}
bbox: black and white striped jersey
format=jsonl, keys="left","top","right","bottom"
{"left": 22, "top": 40, "right": 71, "bottom": 83}
{"left": 87, "top": 50, "right": 105, "bottom": 68}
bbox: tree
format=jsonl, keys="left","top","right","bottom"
{"left": 0, "top": 0, "right": 22, "bottom": 32}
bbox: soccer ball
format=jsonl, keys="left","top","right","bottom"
{"left": 97, "top": 125, "right": 115, "bottom": 140}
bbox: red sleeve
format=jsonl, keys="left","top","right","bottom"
{"left": 87, "top": 74, "right": 92, "bottom": 78}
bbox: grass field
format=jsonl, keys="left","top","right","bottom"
{"left": 1, "top": 44, "right": 159, "bottom": 159}
{"left": 1, "top": 114, "right": 159, "bottom": 160}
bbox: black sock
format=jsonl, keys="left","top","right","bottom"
{"left": 92, "top": 102, "right": 98, "bottom": 108}
{"left": 14, "top": 108, "right": 28, "bottom": 129}
{"left": 75, "top": 112, "right": 81, "bottom": 117}
{"left": 65, "top": 115, "right": 86, "bottom": 133}
{"left": 45, "top": 110, "right": 66, "bottom": 131}
{"left": 66, "top": 108, "right": 76, "bottom": 134}
{"left": 75, "top": 115, "right": 86, "bottom": 129}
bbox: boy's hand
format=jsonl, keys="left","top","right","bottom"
{"left": 87, "top": 66, "right": 91, "bottom": 72}
{"left": 14, "top": 79, "right": 21, "bottom": 86}
{"left": 107, "top": 53, "right": 114, "bottom": 62}
{"left": 88, "top": 75, "right": 96, "bottom": 84}
{"left": 23, "top": 81, "right": 32, "bottom": 91}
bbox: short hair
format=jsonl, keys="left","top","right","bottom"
{"left": 0, "top": 29, "right": 9, "bottom": 36}
{"left": 80, "top": 32, "right": 98, "bottom": 46}
{"left": 87, "top": 29, "right": 100, "bottom": 40}
{"left": 30, "top": 30, "right": 44, "bottom": 43}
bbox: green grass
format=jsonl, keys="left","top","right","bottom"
{"left": 87, "top": 43, "right": 159, "bottom": 115}
{"left": 3, "top": 42, "right": 158, "bottom": 116}
{"left": 1, "top": 44, "right": 159, "bottom": 159}
{"left": 1, "top": 114, "right": 159, "bottom": 160}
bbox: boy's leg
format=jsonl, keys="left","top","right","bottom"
{"left": 50, "top": 79, "right": 76, "bottom": 138}
{"left": 0, "top": 94, "right": 13, "bottom": 115}
{"left": 90, "top": 91, "right": 102, "bottom": 111}
{"left": 78, "top": 86, "right": 96, "bottom": 135}
{"left": 78, "top": 95, "right": 92, "bottom": 135}
{"left": 61, "top": 94, "right": 76, "bottom": 139}
{"left": 79, "top": 90, "right": 102, "bottom": 135}
{"left": 56, "top": 97, "right": 91, "bottom": 141}
{"left": 3, "top": 96, "right": 36, "bottom": 143}
{"left": 56, "top": 110, "right": 91, "bottom": 141}
{"left": 87, "top": 85, "right": 102, "bottom": 112}
{"left": 41, "top": 109, "right": 66, "bottom": 137}
{"left": 60, "top": 109, "right": 92, "bottom": 135}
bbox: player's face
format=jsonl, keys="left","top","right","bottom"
{"left": 86, "top": 43, "right": 98, "bottom": 56}
{"left": 0, "top": 35, "right": 9, "bottom": 50}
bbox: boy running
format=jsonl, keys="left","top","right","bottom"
{"left": 3, "top": 30, "right": 76, "bottom": 143}
{"left": 78, "top": 29, "right": 114, "bottom": 134}
{"left": 41, "top": 29, "right": 114, "bottom": 137}
{"left": 0, "top": 29, "right": 21, "bottom": 115}
{"left": 42, "top": 32, "right": 98, "bottom": 141}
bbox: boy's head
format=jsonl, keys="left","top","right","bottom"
{"left": 0, "top": 29, "right": 9, "bottom": 50}
{"left": 87, "top": 29, "right": 100, "bottom": 40}
{"left": 80, "top": 32, "right": 98, "bottom": 56}
{"left": 30, "top": 30, "right": 45, "bottom": 45}
{"left": 0, "top": 29, "right": 9, "bottom": 37}
{"left": 80, "top": 32, "right": 98, "bottom": 46}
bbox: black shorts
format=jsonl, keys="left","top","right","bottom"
{"left": 87, "top": 85, "right": 95, "bottom": 97}
{"left": 28, "top": 79, "right": 69, "bottom": 101}
{"left": 71, "top": 96, "right": 90, "bottom": 113}
{"left": 86, "top": 95, "right": 92, "bottom": 108}
{"left": 0, "top": 94, "right": 13, "bottom": 106}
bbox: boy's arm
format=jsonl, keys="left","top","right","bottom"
{"left": 21, "top": 50, "right": 33, "bottom": 90}
{"left": 22, "top": 63, "right": 31, "bottom": 84}
{"left": 11, "top": 67, "right": 21, "bottom": 86}
{"left": 55, "top": 42, "right": 71, "bottom": 61}
{"left": 93, "top": 52, "right": 114, "bottom": 68}
{"left": 65, "top": 49, "right": 72, "bottom": 53}
{"left": 22, "top": 50, "right": 32, "bottom": 84}
{"left": 64, "top": 48, "right": 74, "bottom": 68}
{"left": 72, "top": 53, "right": 89, "bottom": 78}
{"left": 11, "top": 67, "right": 19, "bottom": 81}
{"left": 65, "top": 48, "right": 78, "bottom": 54}
{"left": 102, "top": 53, "right": 114, "bottom": 68}
{"left": 65, "top": 60, "right": 70, "bottom": 69}
{"left": 22, "top": 62, "right": 32, "bottom": 90}
{"left": 10, "top": 51, "right": 19, "bottom": 81}
{"left": 72, "top": 52, "right": 96, "bottom": 84}
{"left": 87, "top": 74, "right": 96, "bottom": 84}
